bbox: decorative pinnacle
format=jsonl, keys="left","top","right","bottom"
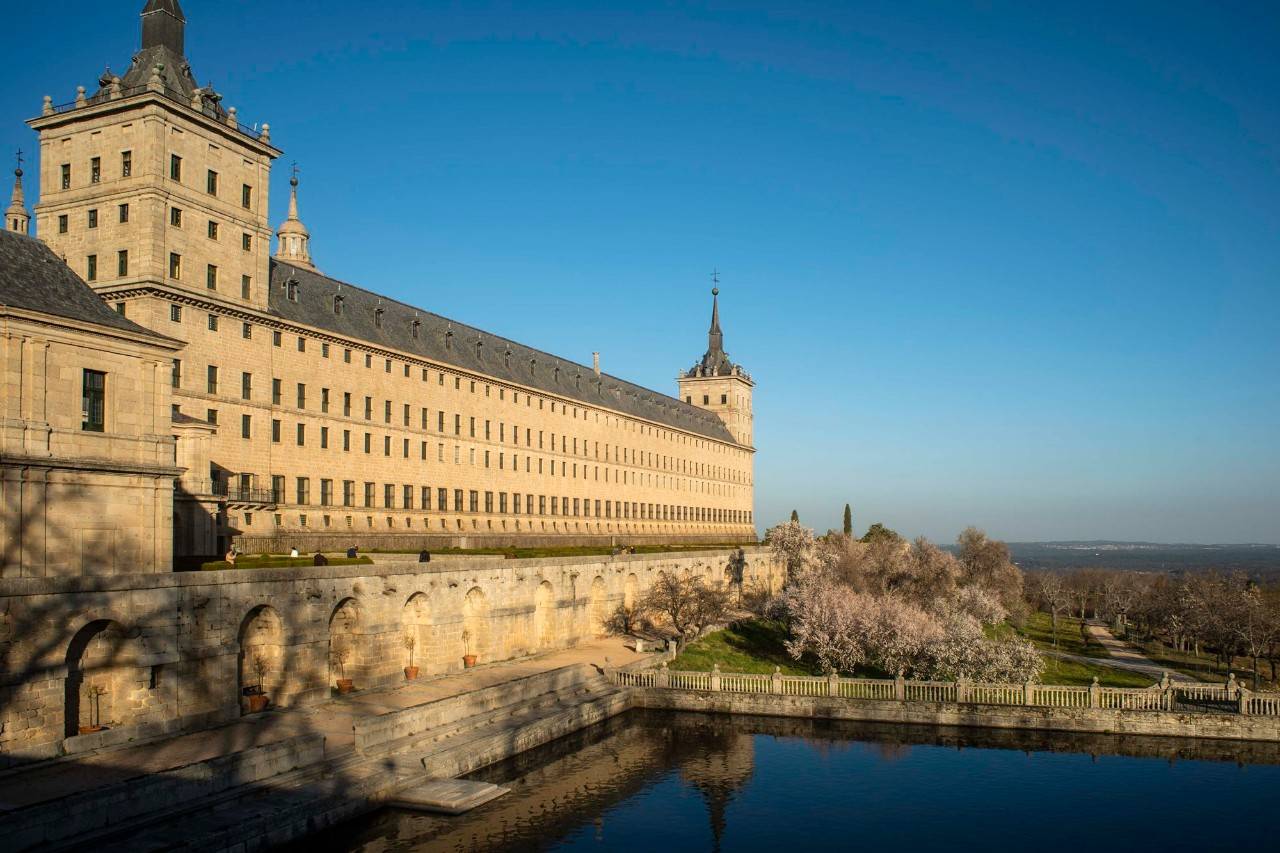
{"left": 14, "top": 147, "right": 23, "bottom": 178}
{"left": 290, "top": 161, "right": 300, "bottom": 187}
{"left": 711, "top": 268, "right": 719, "bottom": 296}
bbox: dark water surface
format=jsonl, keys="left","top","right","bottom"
{"left": 327, "top": 711, "right": 1280, "bottom": 852}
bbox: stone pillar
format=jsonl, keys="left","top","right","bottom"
{"left": 1089, "top": 676, "right": 1101, "bottom": 709}
{"left": 1024, "top": 680, "right": 1035, "bottom": 706}
{"left": 709, "top": 664, "right": 721, "bottom": 692}
{"left": 828, "top": 671, "right": 841, "bottom": 698}
{"left": 1239, "top": 687, "right": 1250, "bottom": 716}
{"left": 656, "top": 662, "right": 669, "bottom": 688}
{"left": 770, "top": 666, "right": 782, "bottom": 694}
{"left": 956, "top": 676, "right": 969, "bottom": 704}
{"left": 894, "top": 672, "right": 905, "bottom": 701}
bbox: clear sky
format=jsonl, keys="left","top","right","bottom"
{"left": 4, "top": 1, "right": 1277, "bottom": 543}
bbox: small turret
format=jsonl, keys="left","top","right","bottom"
{"left": 6, "top": 152, "right": 30, "bottom": 235}
{"left": 274, "top": 166, "right": 315, "bottom": 270}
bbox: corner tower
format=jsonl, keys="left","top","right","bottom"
{"left": 678, "top": 284, "right": 754, "bottom": 446}
{"left": 26, "top": 0, "right": 281, "bottom": 306}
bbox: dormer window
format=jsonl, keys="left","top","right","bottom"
{"left": 411, "top": 319, "right": 420, "bottom": 339}
{"left": 445, "top": 328, "right": 453, "bottom": 350}
{"left": 286, "top": 280, "right": 299, "bottom": 302}
{"left": 333, "top": 294, "right": 344, "bottom": 315}
{"left": 374, "top": 308, "right": 384, "bottom": 328}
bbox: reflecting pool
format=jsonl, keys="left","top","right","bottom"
{"left": 327, "top": 712, "right": 1280, "bottom": 852}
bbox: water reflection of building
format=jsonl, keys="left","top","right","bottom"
{"left": 677, "top": 724, "right": 756, "bottom": 851}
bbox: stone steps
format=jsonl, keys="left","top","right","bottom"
{"left": 63, "top": 671, "right": 632, "bottom": 852}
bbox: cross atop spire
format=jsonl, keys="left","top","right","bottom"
{"left": 6, "top": 149, "right": 30, "bottom": 235}
{"left": 275, "top": 165, "right": 316, "bottom": 270}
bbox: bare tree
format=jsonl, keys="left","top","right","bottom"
{"left": 636, "top": 573, "right": 731, "bottom": 651}
{"left": 1038, "top": 573, "right": 1073, "bottom": 648}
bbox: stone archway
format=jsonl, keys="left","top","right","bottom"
{"left": 403, "top": 593, "right": 431, "bottom": 676}
{"left": 328, "top": 598, "right": 364, "bottom": 690}
{"left": 587, "top": 576, "right": 608, "bottom": 639}
{"left": 623, "top": 573, "right": 639, "bottom": 613}
{"left": 534, "top": 581, "right": 555, "bottom": 650}
{"left": 64, "top": 619, "right": 147, "bottom": 737}
{"left": 237, "top": 605, "right": 284, "bottom": 713}
{"left": 462, "top": 587, "right": 491, "bottom": 665}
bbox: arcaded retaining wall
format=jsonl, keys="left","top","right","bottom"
{"left": 0, "top": 547, "right": 782, "bottom": 766}
{"left": 629, "top": 689, "right": 1280, "bottom": 743}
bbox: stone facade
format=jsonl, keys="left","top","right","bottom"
{"left": 0, "top": 547, "right": 783, "bottom": 765}
{"left": 16, "top": 2, "right": 759, "bottom": 557}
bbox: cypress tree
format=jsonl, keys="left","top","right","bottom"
{"left": 790, "top": 509, "right": 799, "bottom": 523}
{"left": 843, "top": 504, "right": 853, "bottom": 537}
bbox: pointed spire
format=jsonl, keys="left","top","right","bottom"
{"left": 708, "top": 270, "right": 723, "bottom": 354}
{"left": 141, "top": 0, "right": 186, "bottom": 56}
{"left": 274, "top": 164, "right": 316, "bottom": 270}
{"left": 6, "top": 150, "right": 30, "bottom": 235}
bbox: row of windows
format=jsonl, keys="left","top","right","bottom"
{"left": 59, "top": 153, "right": 254, "bottom": 209}
{"left": 238, "top": 512, "right": 740, "bottom": 532}
{"left": 244, "top": 474, "right": 750, "bottom": 524}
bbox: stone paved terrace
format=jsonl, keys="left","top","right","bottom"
{"left": 0, "top": 636, "right": 643, "bottom": 813}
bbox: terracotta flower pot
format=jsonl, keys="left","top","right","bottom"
{"left": 463, "top": 654, "right": 477, "bottom": 669}
{"left": 404, "top": 666, "right": 420, "bottom": 680}
{"left": 336, "top": 678, "right": 355, "bottom": 694}
{"left": 247, "top": 693, "right": 270, "bottom": 713}
{"left": 78, "top": 724, "right": 105, "bottom": 735}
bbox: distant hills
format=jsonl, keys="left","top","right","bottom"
{"left": 1006, "top": 541, "right": 1280, "bottom": 575}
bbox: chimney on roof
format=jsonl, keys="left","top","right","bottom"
{"left": 592, "top": 352, "right": 600, "bottom": 377}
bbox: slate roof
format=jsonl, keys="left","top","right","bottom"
{"left": 266, "top": 260, "right": 738, "bottom": 444}
{"left": 0, "top": 230, "right": 165, "bottom": 338}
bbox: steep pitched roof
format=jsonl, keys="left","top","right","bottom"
{"left": 0, "top": 230, "right": 164, "bottom": 337}
{"left": 267, "top": 260, "right": 738, "bottom": 444}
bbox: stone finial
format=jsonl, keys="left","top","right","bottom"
{"left": 259, "top": 122, "right": 271, "bottom": 142}
{"left": 75, "top": 86, "right": 87, "bottom": 107}
{"left": 190, "top": 88, "right": 204, "bottom": 109}
{"left": 148, "top": 65, "right": 164, "bottom": 92}
{"left": 42, "top": 95, "right": 54, "bottom": 115}
{"left": 110, "top": 76, "right": 122, "bottom": 99}
{"left": 226, "top": 106, "right": 238, "bottom": 128}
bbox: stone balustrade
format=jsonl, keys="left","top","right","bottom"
{"left": 611, "top": 664, "right": 1280, "bottom": 717}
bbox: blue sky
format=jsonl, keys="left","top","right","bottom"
{"left": 5, "top": 1, "right": 1277, "bottom": 543}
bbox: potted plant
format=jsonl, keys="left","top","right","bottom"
{"left": 79, "top": 683, "right": 108, "bottom": 734}
{"left": 246, "top": 653, "right": 270, "bottom": 712}
{"left": 462, "top": 629, "right": 477, "bottom": 668}
{"left": 403, "top": 633, "right": 420, "bottom": 680}
{"left": 331, "top": 646, "right": 354, "bottom": 694}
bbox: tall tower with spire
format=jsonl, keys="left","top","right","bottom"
{"left": 5, "top": 153, "right": 29, "bottom": 234}
{"left": 678, "top": 277, "right": 754, "bottom": 447}
{"left": 274, "top": 167, "right": 315, "bottom": 270}
{"left": 26, "top": 0, "right": 280, "bottom": 304}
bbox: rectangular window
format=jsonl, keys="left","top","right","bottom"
{"left": 241, "top": 413, "right": 251, "bottom": 438}
{"left": 321, "top": 388, "right": 330, "bottom": 413}
{"left": 385, "top": 484, "right": 395, "bottom": 508}
{"left": 438, "top": 488, "right": 448, "bottom": 511}
{"left": 81, "top": 369, "right": 105, "bottom": 432}
{"left": 207, "top": 220, "right": 219, "bottom": 240}
{"left": 87, "top": 209, "right": 98, "bottom": 228}
{"left": 241, "top": 233, "right": 252, "bottom": 251}
{"left": 484, "top": 491, "right": 493, "bottom": 513}
{"left": 421, "top": 486, "right": 431, "bottom": 510}
{"left": 169, "top": 252, "right": 181, "bottom": 279}
{"left": 296, "top": 477, "right": 310, "bottom": 505}
{"left": 171, "top": 359, "right": 181, "bottom": 388}
{"left": 321, "top": 479, "right": 333, "bottom": 506}
{"left": 242, "top": 322, "right": 252, "bottom": 339}
{"left": 272, "top": 378, "right": 281, "bottom": 405}
{"left": 296, "top": 423, "right": 306, "bottom": 446}
{"left": 206, "top": 264, "right": 217, "bottom": 290}
{"left": 296, "top": 383, "right": 306, "bottom": 408}
{"left": 90, "top": 157, "right": 101, "bottom": 183}
{"left": 343, "top": 429, "right": 350, "bottom": 451}
{"left": 364, "top": 397, "right": 372, "bottom": 420}
{"left": 58, "top": 214, "right": 68, "bottom": 233}
{"left": 383, "top": 435, "right": 391, "bottom": 456}
{"left": 454, "top": 489, "right": 464, "bottom": 512}
{"left": 320, "top": 426, "right": 329, "bottom": 449}
{"left": 384, "top": 400, "right": 392, "bottom": 423}
{"left": 117, "top": 250, "right": 128, "bottom": 276}
{"left": 272, "top": 330, "right": 282, "bottom": 347}
{"left": 271, "top": 476, "right": 284, "bottom": 504}
{"left": 272, "top": 419, "right": 281, "bottom": 442}
{"left": 364, "top": 433, "right": 371, "bottom": 453}
{"left": 241, "top": 275, "right": 251, "bottom": 299}
{"left": 343, "top": 480, "right": 355, "bottom": 507}
{"left": 206, "top": 169, "right": 218, "bottom": 195}
{"left": 343, "top": 392, "right": 351, "bottom": 417}
{"left": 170, "top": 207, "right": 182, "bottom": 227}
{"left": 206, "top": 408, "right": 218, "bottom": 425}
{"left": 364, "top": 482, "right": 375, "bottom": 508}
{"left": 206, "top": 365, "right": 218, "bottom": 395}
{"left": 118, "top": 203, "right": 129, "bottom": 223}
{"left": 297, "top": 337, "right": 306, "bottom": 352}
{"left": 207, "top": 313, "right": 218, "bottom": 331}
{"left": 86, "top": 254, "right": 97, "bottom": 281}
{"left": 60, "top": 163, "right": 71, "bottom": 189}
{"left": 121, "top": 150, "right": 131, "bottom": 177}
{"left": 242, "top": 184, "right": 252, "bottom": 209}
{"left": 170, "top": 154, "right": 181, "bottom": 181}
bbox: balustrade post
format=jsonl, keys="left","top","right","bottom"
{"left": 828, "top": 671, "right": 840, "bottom": 698}
{"left": 710, "top": 664, "right": 721, "bottom": 692}
{"left": 771, "top": 666, "right": 783, "bottom": 695}
{"left": 602, "top": 656, "right": 616, "bottom": 684}
{"left": 1227, "top": 673, "right": 1237, "bottom": 699}
{"left": 1239, "top": 687, "right": 1250, "bottom": 716}
{"left": 657, "top": 662, "right": 669, "bottom": 688}
{"left": 955, "top": 676, "right": 969, "bottom": 705}
{"left": 894, "top": 671, "right": 905, "bottom": 701}
{"left": 1089, "top": 677, "right": 1101, "bottom": 709}
{"left": 1024, "top": 679, "right": 1035, "bottom": 706}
